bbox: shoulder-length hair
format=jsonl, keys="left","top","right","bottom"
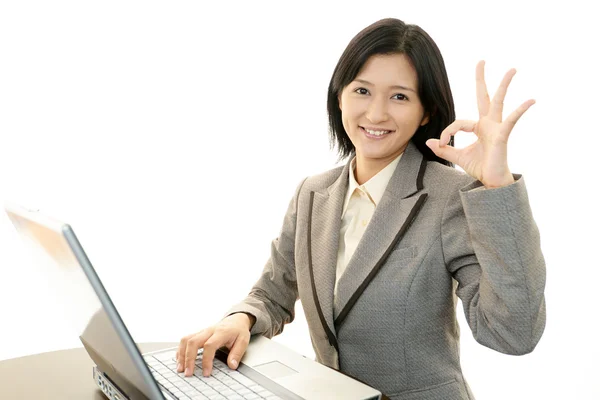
{"left": 327, "top": 18, "right": 455, "bottom": 166}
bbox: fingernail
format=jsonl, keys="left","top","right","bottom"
{"left": 231, "top": 359, "right": 238, "bottom": 368}
{"left": 177, "top": 363, "right": 182, "bottom": 372}
{"left": 203, "top": 370, "right": 210, "bottom": 377}
{"left": 185, "top": 367, "right": 190, "bottom": 376}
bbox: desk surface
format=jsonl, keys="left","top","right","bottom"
{"left": 0, "top": 342, "right": 177, "bottom": 399}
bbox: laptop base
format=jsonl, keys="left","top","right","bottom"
{"left": 94, "top": 365, "right": 130, "bottom": 400}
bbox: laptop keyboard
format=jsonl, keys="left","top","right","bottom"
{"left": 144, "top": 351, "right": 283, "bottom": 400}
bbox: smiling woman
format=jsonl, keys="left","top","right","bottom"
{"left": 2, "top": 2, "right": 599, "bottom": 399}
{"left": 337, "top": 53, "right": 432, "bottom": 184}
{"left": 175, "top": 17, "right": 546, "bottom": 400}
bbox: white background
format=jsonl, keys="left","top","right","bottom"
{"left": 1, "top": 1, "right": 599, "bottom": 399}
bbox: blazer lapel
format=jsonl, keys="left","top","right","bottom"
{"left": 333, "top": 141, "right": 429, "bottom": 327}
{"left": 308, "top": 160, "right": 350, "bottom": 350}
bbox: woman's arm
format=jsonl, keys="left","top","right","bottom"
{"left": 225, "top": 177, "right": 307, "bottom": 338}
{"left": 443, "top": 175, "right": 546, "bottom": 355}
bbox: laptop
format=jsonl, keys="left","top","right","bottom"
{"left": 4, "top": 202, "right": 383, "bottom": 400}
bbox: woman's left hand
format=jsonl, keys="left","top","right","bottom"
{"left": 426, "top": 61, "right": 535, "bottom": 189}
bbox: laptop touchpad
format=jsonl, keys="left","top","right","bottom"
{"left": 254, "top": 361, "right": 298, "bottom": 380}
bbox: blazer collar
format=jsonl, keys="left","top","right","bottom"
{"left": 383, "top": 141, "right": 426, "bottom": 199}
{"left": 308, "top": 141, "right": 429, "bottom": 344}
{"left": 320, "top": 140, "right": 424, "bottom": 198}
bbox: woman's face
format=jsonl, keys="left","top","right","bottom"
{"left": 339, "top": 53, "right": 429, "bottom": 165}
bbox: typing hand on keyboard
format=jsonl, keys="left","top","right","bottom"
{"left": 176, "top": 313, "right": 256, "bottom": 377}
{"left": 146, "top": 351, "right": 282, "bottom": 399}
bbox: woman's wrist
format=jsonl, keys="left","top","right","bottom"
{"left": 228, "top": 312, "right": 256, "bottom": 331}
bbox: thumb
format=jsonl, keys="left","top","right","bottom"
{"left": 426, "top": 138, "right": 460, "bottom": 165}
{"left": 227, "top": 334, "right": 250, "bottom": 370}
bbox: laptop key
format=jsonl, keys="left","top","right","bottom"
{"left": 219, "top": 388, "right": 236, "bottom": 397}
{"left": 152, "top": 352, "right": 176, "bottom": 362}
{"left": 254, "top": 388, "right": 274, "bottom": 397}
{"left": 247, "top": 384, "right": 263, "bottom": 392}
{"left": 212, "top": 370, "right": 226, "bottom": 379}
{"left": 236, "top": 388, "right": 252, "bottom": 396}
{"left": 233, "top": 374, "right": 256, "bottom": 386}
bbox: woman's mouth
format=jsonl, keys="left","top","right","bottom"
{"left": 360, "top": 126, "right": 393, "bottom": 139}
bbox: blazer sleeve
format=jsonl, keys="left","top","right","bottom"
{"left": 224, "top": 178, "right": 307, "bottom": 338}
{"left": 442, "top": 174, "right": 546, "bottom": 355}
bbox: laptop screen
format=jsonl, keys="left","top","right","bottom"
{"left": 5, "top": 204, "right": 164, "bottom": 399}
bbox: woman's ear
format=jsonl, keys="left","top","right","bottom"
{"left": 421, "top": 108, "right": 436, "bottom": 126}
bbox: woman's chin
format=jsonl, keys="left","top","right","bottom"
{"left": 355, "top": 150, "right": 391, "bottom": 161}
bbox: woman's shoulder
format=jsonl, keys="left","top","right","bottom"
{"left": 299, "top": 165, "right": 346, "bottom": 193}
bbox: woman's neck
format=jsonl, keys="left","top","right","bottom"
{"left": 354, "top": 151, "right": 403, "bottom": 185}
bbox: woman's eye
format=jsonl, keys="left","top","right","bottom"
{"left": 352, "top": 88, "right": 407, "bottom": 100}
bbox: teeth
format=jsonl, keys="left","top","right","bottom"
{"left": 365, "top": 128, "right": 391, "bottom": 136}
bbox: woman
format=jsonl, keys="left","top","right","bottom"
{"left": 176, "top": 18, "right": 546, "bottom": 399}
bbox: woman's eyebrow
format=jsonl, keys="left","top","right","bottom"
{"left": 354, "top": 78, "right": 416, "bottom": 93}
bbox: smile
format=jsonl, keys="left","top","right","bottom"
{"left": 360, "top": 126, "right": 393, "bottom": 138}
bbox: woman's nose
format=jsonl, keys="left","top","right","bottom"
{"left": 365, "top": 98, "right": 389, "bottom": 124}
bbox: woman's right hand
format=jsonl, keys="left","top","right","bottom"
{"left": 176, "top": 312, "right": 255, "bottom": 377}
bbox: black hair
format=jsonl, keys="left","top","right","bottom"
{"left": 327, "top": 18, "right": 455, "bottom": 166}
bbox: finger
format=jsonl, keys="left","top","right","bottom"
{"left": 227, "top": 332, "right": 251, "bottom": 370}
{"left": 439, "top": 120, "right": 477, "bottom": 147}
{"left": 501, "top": 99, "right": 535, "bottom": 137}
{"left": 476, "top": 60, "right": 490, "bottom": 118}
{"left": 489, "top": 68, "right": 517, "bottom": 122}
{"left": 201, "top": 337, "right": 223, "bottom": 377}
{"left": 177, "top": 335, "right": 192, "bottom": 373}
{"left": 184, "top": 329, "right": 212, "bottom": 377}
{"left": 426, "top": 139, "right": 462, "bottom": 165}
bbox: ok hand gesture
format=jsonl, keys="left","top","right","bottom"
{"left": 426, "top": 61, "right": 535, "bottom": 189}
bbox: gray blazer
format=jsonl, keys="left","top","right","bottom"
{"left": 227, "top": 141, "right": 546, "bottom": 400}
